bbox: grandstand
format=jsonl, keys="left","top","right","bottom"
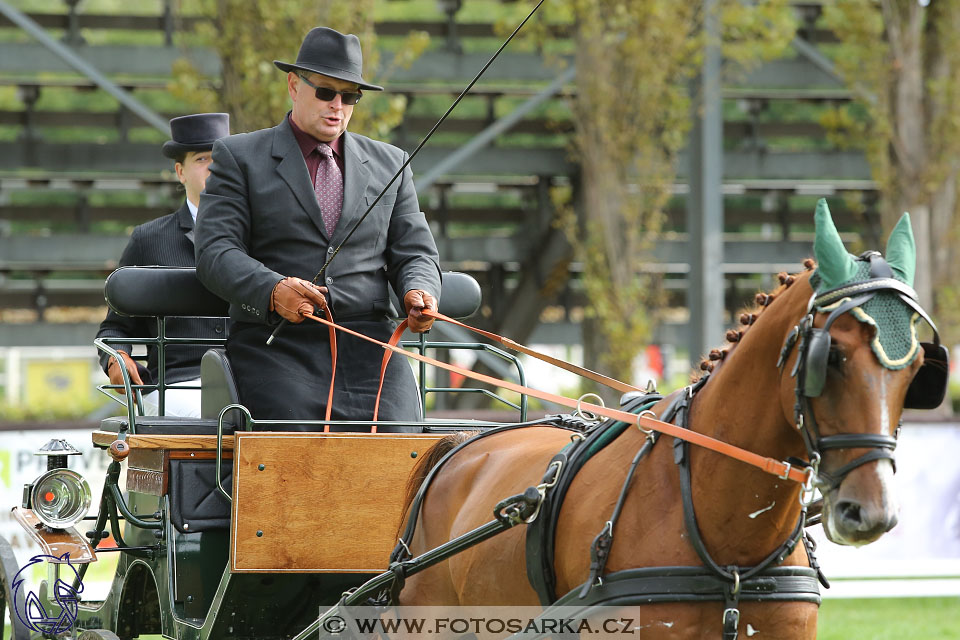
{"left": 0, "top": 0, "right": 877, "bottom": 374}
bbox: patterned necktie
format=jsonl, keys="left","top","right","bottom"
{"left": 314, "top": 143, "right": 343, "bottom": 236}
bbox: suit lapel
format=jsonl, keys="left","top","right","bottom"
{"left": 176, "top": 200, "right": 195, "bottom": 245}
{"left": 334, "top": 132, "right": 371, "bottom": 245}
{"left": 273, "top": 119, "right": 329, "bottom": 239}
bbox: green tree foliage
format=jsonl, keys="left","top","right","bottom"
{"left": 822, "top": 1, "right": 960, "bottom": 340}
{"left": 554, "top": 0, "right": 795, "bottom": 387}
{"left": 169, "top": 0, "right": 428, "bottom": 136}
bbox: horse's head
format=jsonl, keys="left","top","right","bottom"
{"left": 782, "top": 200, "right": 947, "bottom": 547}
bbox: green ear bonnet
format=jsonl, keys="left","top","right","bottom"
{"left": 810, "top": 199, "right": 920, "bottom": 370}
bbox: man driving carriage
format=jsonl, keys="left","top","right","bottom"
{"left": 196, "top": 27, "right": 441, "bottom": 425}
{"left": 97, "top": 113, "right": 230, "bottom": 417}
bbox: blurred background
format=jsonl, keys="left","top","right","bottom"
{"left": 0, "top": 0, "right": 957, "bottom": 637}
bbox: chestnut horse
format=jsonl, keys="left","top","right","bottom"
{"left": 394, "top": 201, "right": 946, "bottom": 639}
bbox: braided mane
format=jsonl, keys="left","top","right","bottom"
{"left": 693, "top": 258, "right": 817, "bottom": 380}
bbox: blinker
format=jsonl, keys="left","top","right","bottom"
{"left": 803, "top": 329, "right": 832, "bottom": 398}
{"left": 904, "top": 342, "right": 949, "bottom": 410}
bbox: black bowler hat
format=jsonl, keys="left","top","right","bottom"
{"left": 161, "top": 113, "right": 230, "bottom": 159}
{"left": 274, "top": 27, "right": 383, "bottom": 91}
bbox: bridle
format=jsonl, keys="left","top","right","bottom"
{"left": 777, "top": 252, "right": 948, "bottom": 493}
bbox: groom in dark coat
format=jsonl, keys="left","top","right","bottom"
{"left": 97, "top": 113, "right": 230, "bottom": 416}
{"left": 195, "top": 27, "right": 441, "bottom": 425}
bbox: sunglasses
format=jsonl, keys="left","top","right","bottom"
{"left": 298, "top": 74, "right": 363, "bottom": 105}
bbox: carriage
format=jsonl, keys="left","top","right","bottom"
{"left": 0, "top": 201, "right": 949, "bottom": 640}
{"left": 0, "top": 265, "right": 527, "bottom": 640}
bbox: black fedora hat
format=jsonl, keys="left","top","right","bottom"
{"left": 274, "top": 27, "right": 383, "bottom": 92}
{"left": 162, "top": 113, "right": 230, "bottom": 159}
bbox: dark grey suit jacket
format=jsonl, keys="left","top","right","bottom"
{"left": 195, "top": 118, "right": 441, "bottom": 323}
{"left": 96, "top": 202, "right": 227, "bottom": 384}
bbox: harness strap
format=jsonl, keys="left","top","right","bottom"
{"left": 526, "top": 446, "right": 585, "bottom": 605}
{"left": 817, "top": 434, "right": 897, "bottom": 450}
{"left": 302, "top": 312, "right": 811, "bottom": 484}
{"left": 813, "top": 277, "right": 919, "bottom": 308}
{"left": 422, "top": 309, "right": 641, "bottom": 393}
{"left": 323, "top": 308, "right": 336, "bottom": 430}
{"left": 525, "top": 394, "right": 663, "bottom": 606}
{"left": 579, "top": 432, "right": 658, "bottom": 599}
{"left": 816, "top": 448, "right": 896, "bottom": 491}
{"left": 372, "top": 319, "right": 409, "bottom": 428}
{"left": 511, "top": 566, "right": 821, "bottom": 640}
{"left": 675, "top": 436, "right": 807, "bottom": 584}
{"left": 553, "top": 566, "right": 822, "bottom": 608}
{"left": 392, "top": 418, "right": 582, "bottom": 564}
{"left": 802, "top": 530, "right": 830, "bottom": 588}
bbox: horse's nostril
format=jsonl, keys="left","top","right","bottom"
{"left": 837, "top": 500, "right": 863, "bottom": 529}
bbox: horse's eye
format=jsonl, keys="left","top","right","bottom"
{"left": 827, "top": 346, "right": 846, "bottom": 369}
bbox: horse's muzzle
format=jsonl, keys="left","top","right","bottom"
{"left": 827, "top": 496, "right": 898, "bottom": 545}
{"left": 822, "top": 459, "right": 899, "bottom": 546}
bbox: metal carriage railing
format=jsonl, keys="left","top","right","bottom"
{"left": 95, "top": 266, "right": 529, "bottom": 434}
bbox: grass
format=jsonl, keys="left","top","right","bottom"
{"left": 817, "top": 597, "right": 960, "bottom": 639}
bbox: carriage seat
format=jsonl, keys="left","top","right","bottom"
{"left": 103, "top": 267, "right": 483, "bottom": 433}
{"left": 104, "top": 266, "right": 481, "bottom": 325}
{"left": 200, "top": 348, "right": 243, "bottom": 426}
{"left": 98, "top": 415, "right": 239, "bottom": 436}
{"left": 197, "top": 270, "right": 482, "bottom": 432}
{"left": 93, "top": 350, "right": 241, "bottom": 436}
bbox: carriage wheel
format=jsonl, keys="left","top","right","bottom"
{"left": 76, "top": 630, "right": 121, "bottom": 640}
{"left": 0, "top": 534, "right": 32, "bottom": 640}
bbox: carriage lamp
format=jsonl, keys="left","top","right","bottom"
{"left": 22, "top": 439, "right": 92, "bottom": 530}
{"left": 35, "top": 438, "right": 82, "bottom": 471}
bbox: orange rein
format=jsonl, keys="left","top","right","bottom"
{"left": 303, "top": 309, "right": 812, "bottom": 486}
{"left": 322, "top": 307, "right": 337, "bottom": 431}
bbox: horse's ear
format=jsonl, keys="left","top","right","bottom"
{"left": 813, "top": 198, "right": 857, "bottom": 289}
{"left": 885, "top": 212, "right": 915, "bottom": 286}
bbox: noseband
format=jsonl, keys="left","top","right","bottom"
{"left": 778, "top": 253, "right": 945, "bottom": 492}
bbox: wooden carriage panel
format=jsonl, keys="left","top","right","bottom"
{"left": 230, "top": 432, "right": 443, "bottom": 573}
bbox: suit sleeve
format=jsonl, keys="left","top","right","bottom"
{"left": 385, "top": 154, "right": 442, "bottom": 304}
{"left": 96, "top": 228, "right": 149, "bottom": 373}
{"left": 195, "top": 139, "right": 284, "bottom": 325}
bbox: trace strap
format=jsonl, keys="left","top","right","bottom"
{"left": 304, "top": 312, "right": 811, "bottom": 485}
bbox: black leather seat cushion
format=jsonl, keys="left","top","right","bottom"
{"left": 100, "top": 416, "right": 238, "bottom": 436}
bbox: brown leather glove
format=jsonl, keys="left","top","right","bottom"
{"left": 404, "top": 289, "right": 437, "bottom": 333}
{"left": 270, "top": 277, "right": 328, "bottom": 323}
{"left": 106, "top": 350, "right": 143, "bottom": 392}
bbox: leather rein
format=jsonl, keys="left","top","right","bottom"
{"left": 302, "top": 308, "right": 813, "bottom": 486}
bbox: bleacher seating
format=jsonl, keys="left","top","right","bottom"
{"left": 0, "top": 0, "right": 879, "bottom": 348}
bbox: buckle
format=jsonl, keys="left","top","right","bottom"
{"left": 722, "top": 607, "right": 740, "bottom": 639}
{"left": 778, "top": 461, "right": 792, "bottom": 480}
